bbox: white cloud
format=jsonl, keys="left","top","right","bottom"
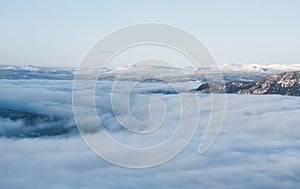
{"left": 0, "top": 79, "right": 299, "bottom": 188}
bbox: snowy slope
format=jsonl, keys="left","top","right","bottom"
{"left": 0, "top": 63, "right": 299, "bottom": 81}
{"left": 221, "top": 64, "right": 300, "bottom": 74}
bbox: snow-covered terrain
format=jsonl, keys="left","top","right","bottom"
{"left": 0, "top": 64, "right": 74, "bottom": 80}
{"left": 0, "top": 79, "right": 300, "bottom": 188}
{"left": 1, "top": 64, "right": 299, "bottom": 81}
{"left": 221, "top": 64, "right": 300, "bottom": 73}
{"left": 194, "top": 71, "right": 300, "bottom": 96}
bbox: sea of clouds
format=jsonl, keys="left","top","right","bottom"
{"left": 0, "top": 79, "right": 300, "bottom": 189}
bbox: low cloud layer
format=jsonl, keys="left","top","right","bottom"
{"left": 0, "top": 79, "right": 300, "bottom": 188}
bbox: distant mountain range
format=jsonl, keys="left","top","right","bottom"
{"left": 0, "top": 64, "right": 299, "bottom": 82}
{"left": 193, "top": 71, "right": 300, "bottom": 96}
{"left": 0, "top": 64, "right": 74, "bottom": 80}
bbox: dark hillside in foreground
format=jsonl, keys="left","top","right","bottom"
{"left": 193, "top": 71, "right": 300, "bottom": 96}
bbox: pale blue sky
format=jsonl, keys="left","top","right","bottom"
{"left": 0, "top": 0, "right": 299, "bottom": 67}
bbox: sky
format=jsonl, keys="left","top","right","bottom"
{"left": 0, "top": 0, "right": 300, "bottom": 67}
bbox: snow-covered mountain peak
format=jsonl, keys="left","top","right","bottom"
{"left": 221, "top": 64, "right": 300, "bottom": 74}
{"left": 0, "top": 63, "right": 299, "bottom": 81}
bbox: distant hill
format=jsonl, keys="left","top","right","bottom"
{"left": 193, "top": 71, "right": 300, "bottom": 96}
{"left": 0, "top": 63, "right": 299, "bottom": 82}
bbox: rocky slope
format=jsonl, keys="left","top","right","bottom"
{"left": 193, "top": 71, "right": 300, "bottom": 96}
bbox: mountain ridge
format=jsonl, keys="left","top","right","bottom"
{"left": 1, "top": 63, "right": 299, "bottom": 81}
{"left": 193, "top": 71, "right": 300, "bottom": 96}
